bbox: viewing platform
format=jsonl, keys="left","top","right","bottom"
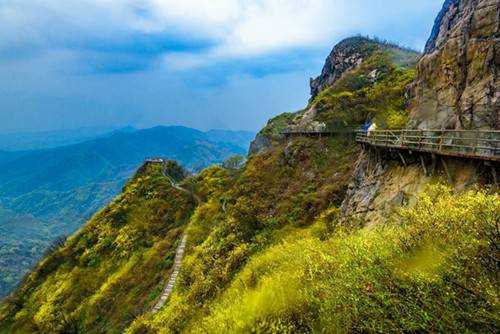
{"left": 144, "top": 157, "right": 165, "bottom": 163}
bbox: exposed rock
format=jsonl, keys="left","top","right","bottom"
{"left": 342, "top": 0, "right": 499, "bottom": 222}
{"left": 408, "top": 0, "right": 500, "bottom": 130}
{"left": 310, "top": 37, "right": 420, "bottom": 100}
{"left": 310, "top": 37, "right": 377, "bottom": 99}
{"left": 341, "top": 151, "right": 484, "bottom": 224}
{"left": 248, "top": 134, "right": 272, "bottom": 155}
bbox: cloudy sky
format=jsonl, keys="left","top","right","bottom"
{"left": 0, "top": 0, "right": 444, "bottom": 134}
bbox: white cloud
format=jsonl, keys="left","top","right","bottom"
{"left": 0, "top": 0, "right": 443, "bottom": 69}
{"left": 132, "top": 0, "right": 442, "bottom": 70}
{"left": 141, "top": 0, "right": 344, "bottom": 69}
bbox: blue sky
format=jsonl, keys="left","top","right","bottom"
{"left": 0, "top": 0, "right": 444, "bottom": 134}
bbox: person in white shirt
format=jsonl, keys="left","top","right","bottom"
{"left": 367, "top": 123, "right": 377, "bottom": 137}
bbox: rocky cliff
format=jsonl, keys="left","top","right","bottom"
{"left": 249, "top": 37, "right": 420, "bottom": 155}
{"left": 341, "top": 0, "right": 499, "bottom": 223}
{"left": 310, "top": 36, "right": 420, "bottom": 100}
{"left": 408, "top": 0, "right": 499, "bottom": 130}
{"left": 310, "top": 37, "right": 376, "bottom": 99}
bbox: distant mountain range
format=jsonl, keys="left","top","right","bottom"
{"left": 0, "top": 126, "right": 128, "bottom": 151}
{"left": 0, "top": 125, "right": 255, "bottom": 298}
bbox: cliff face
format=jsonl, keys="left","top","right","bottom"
{"left": 341, "top": 0, "right": 499, "bottom": 223}
{"left": 408, "top": 0, "right": 499, "bottom": 130}
{"left": 310, "top": 37, "right": 420, "bottom": 101}
{"left": 310, "top": 37, "right": 376, "bottom": 99}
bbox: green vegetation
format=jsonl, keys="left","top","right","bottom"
{"left": 1, "top": 135, "right": 498, "bottom": 334}
{"left": 312, "top": 51, "right": 417, "bottom": 129}
{"left": 0, "top": 163, "right": 195, "bottom": 333}
{"left": 260, "top": 112, "right": 301, "bottom": 138}
{"left": 0, "top": 36, "right": 496, "bottom": 334}
{"left": 123, "top": 136, "right": 359, "bottom": 333}
{"left": 195, "top": 185, "right": 500, "bottom": 333}
{"left": 161, "top": 160, "right": 188, "bottom": 183}
{"left": 0, "top": 126, "right": 254, "bottom": 299}
{"left": 249, "top": 111, "right": 302, "bottom": 154}
{"left": 129, "top": 184, "right": 499, "bottom": 333}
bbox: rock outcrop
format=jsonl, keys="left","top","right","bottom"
{"left": 310, "top": 37, "right": 379, "bottom": 99}
{"left": 408, "top": 0, "right": 500, "bottom": 130}
{"left": 310, "top": 37, "right": 420, "bottom": 100}
{"left": 248, "top": 133, "right": 272, "bottom": 155}
{"left": 341, "top": 0, "right": 500, "bottom": 222}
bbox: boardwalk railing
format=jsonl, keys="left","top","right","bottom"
{"left": 356, "top": 129, "right": 500, "bottom": 162}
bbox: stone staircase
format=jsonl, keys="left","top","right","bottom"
{"left": 151, "top": 234, "right": 187, "bottom": 314}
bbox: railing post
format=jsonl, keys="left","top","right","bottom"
{"left": 439, "top": 129, "right": 444, "bottom": 152}
{"left": 473, "top": 130, "right": 479, "bottom": 155}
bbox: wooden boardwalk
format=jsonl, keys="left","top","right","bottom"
{"left": 280, "top": 127, "right": 500, "bottom": 162}
{"left": 356, "top": 129, "right": 500, "bottom": 162}
{"left": 280, "top": 127, "right": 357, "bottom": 138}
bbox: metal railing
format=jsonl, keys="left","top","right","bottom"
{"left": 356, "top": 129, "right": 500, "bottom": 162}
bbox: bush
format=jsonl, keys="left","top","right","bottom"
{"left": 150, "top": 186, "right": 499, "bottom": 333}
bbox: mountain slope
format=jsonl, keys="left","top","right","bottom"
{"left": 1, "top": 2, "right": 499, "bottom": 333}
{"left": 0, "top": 163, "right": 195, "bottom": 333}
{"left": 0, "top": 126, "right": 251, "bottom": 197}
{"left": 0, "top": 126, "right": 254, "bottom": 299}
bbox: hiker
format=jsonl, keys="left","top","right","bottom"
{"left": 367, "top": 122, "right": 377, "bottom": 137}
{"left": 363, "top": 122, "right": 370, "bottom": 134}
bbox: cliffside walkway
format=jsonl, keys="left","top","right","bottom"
{"left": 280, "top": 127, "right": 500, "bottom": 162}
{"left": 356, "top": 129, "right": 500, "bottom": 162}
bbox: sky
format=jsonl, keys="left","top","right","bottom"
{"left": 0, "top": 0, "right": 444, "bottom": 134}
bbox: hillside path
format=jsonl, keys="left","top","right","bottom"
{"left": 151, "top": 166, "right": 202, "bottom": 314}
{"left": 151, "top": 234, "right": 187, "bottom": 314}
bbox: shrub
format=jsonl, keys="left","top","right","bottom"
{"left": 153, "top": 186, "right": 499, "bottom": 333}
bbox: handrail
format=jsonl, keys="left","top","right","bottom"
{"left": 356, "top": 129, "right": 500, "bottom": 162}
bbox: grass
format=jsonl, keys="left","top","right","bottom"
{"left": 0, "top": 163, "right": 196, "bottom": 334}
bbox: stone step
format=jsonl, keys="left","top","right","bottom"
{"left": 151, "top": 233, "right": 188, "bottom": 314}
